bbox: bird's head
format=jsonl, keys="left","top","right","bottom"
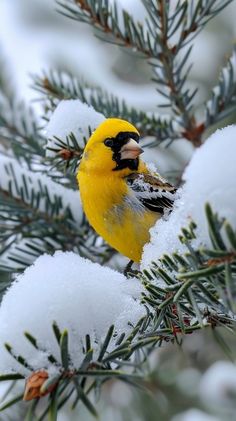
{"left": 79, "top": 118, "right": 143, "bottom": 176}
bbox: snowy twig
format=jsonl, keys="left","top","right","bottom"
{"left": 141, "top": 204, "right": 236, "bottom": 337}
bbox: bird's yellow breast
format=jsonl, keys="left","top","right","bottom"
{"left": 77, "top": 169, "right": 158, "bottom": 262}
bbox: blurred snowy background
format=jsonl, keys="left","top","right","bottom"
{"left": 1, "top": 1, "right": 236, "bottom": 420}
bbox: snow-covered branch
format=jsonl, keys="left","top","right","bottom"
{"left": 46, "top": 99, "right": 105, "bottom": 160}
{"left": 34, "top": 70, "right": 175, "bottom": 141}
{"left": 0, "top": 251, "right": 144, "bottom": 374}
{"left": 142, "top": 125, "right": 236, "bottom": 267}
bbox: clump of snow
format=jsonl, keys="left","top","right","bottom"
{"left": 0, "top": 251, "right": 144, "bottom": 376}
{"left": 142, "top": 125, "right": 236, "bottom": 268}
{"left": 46, "top": 99, "right": 105, "bottom": 157}
{"left": 199, "top": 361, "right": 236, "bottom": 409}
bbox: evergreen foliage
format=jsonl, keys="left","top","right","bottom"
{"left": 0, "top": 1, "right": 236, "bottom": 419}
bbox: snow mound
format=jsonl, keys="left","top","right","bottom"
{"left": 46, "top": 99, "right": 105, "bottom": 157}
{"left": 142, "top": 125, "right": 236, "bottom": 268}
{"left": 0, "top": 251, "right": 144, "bottom": 376}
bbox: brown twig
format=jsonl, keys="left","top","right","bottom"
{"left": 205, "top": 253, "right": 236, "bottom": 267}
{"left": 157, "top": 0, "right": 203, "bottom": 147}
{"left": 75, "top": 0, "right": 152, "bottom": 57}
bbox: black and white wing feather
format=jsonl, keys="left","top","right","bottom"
{"left": 126, "top": 172, "right": 177, "bottom": 214}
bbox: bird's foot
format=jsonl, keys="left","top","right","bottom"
{"left": 124, "top": 260, "right": 139, "bottom": 278}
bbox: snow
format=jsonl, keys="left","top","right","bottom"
{"left": 0, "top": 154, "right": 82, "bottom": 224}
{"left": 46, "top": 99, "right": 106, "bottom": 157}
{"left": 199, "top": 361, "right": 236, "bottom": 409}
{"left": 0, "top": 251, "right": 145, "bottom": 376}
{"left": 142, "top": 125, "right": 236, "bottom": 269}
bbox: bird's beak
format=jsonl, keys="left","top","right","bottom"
{"left": 120, "top": 139, "right": 144, "bottom": 160}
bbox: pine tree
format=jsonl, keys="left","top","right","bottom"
{"left": 0, "top": 1, "right": 236, "bottom": 420}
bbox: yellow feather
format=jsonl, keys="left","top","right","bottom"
{"left": 77, "top": 118, "right": 160, "bottom": 262}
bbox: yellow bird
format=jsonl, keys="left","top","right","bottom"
{"left": 77, "top": 118, "right": 176, "bottom": 263}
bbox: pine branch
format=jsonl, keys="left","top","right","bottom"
{"left": 33, "top": 70, "right": 177, "bottom": 142}
{"left": 145, "top": 0, "right": 216, "bottom": 146}
{"left": 0, "top": 88, "right": 77, "bottom": 189}
{"left": 0, "top": 157, "right": 112, "bottom": 271}
{"left": 0, "top": 2, "right": 236, "bottom": 419}
{"left": 46, "top": 132, "right": 85, "bottom": 175}
{"left": 0, "top": 93, "right": 45, "bottom": 161}
{"left": 0, "top": 205, "right": 236, "bottom": 418}
{"left": 56, "top": 0, "right": 158, "bottom": 58}
{"left": 56, "top": 1, "right": 233, "bottom": 60}
{"left": 205, "top": 46, "right": 236, "bottom": 127}
{"left": 141, "top": 204, "right": 236, "bottom": 338}
{"left": 143, "top": 0, "right": 233, "bottom": 49}
{"left": 0, "top": 318, "right": 156, "bottom": 418}
{"left": 147, "top": 0, "right": 234, "bottom": 141}
{"left": 55, "top": 0, "right": 233, "bottom": 147}
{"left": 139, "top": 0, "right": 233, "bottom": 142}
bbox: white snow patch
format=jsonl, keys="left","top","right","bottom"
{"left": 142, "top": 125, "right": 236, "bottom": 269}
{"left": 46, "top": 99, "right": 105, "bottom": 157}
{"left": 0, "top": 251, "right": 144, "bottom": 376}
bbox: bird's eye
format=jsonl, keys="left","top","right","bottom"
{"left": 104, "top": 138, "right": 114, "bottom": 147}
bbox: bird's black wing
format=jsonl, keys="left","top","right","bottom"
{"left": 126, "top": 172, "right": 177, "bottom": 214}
